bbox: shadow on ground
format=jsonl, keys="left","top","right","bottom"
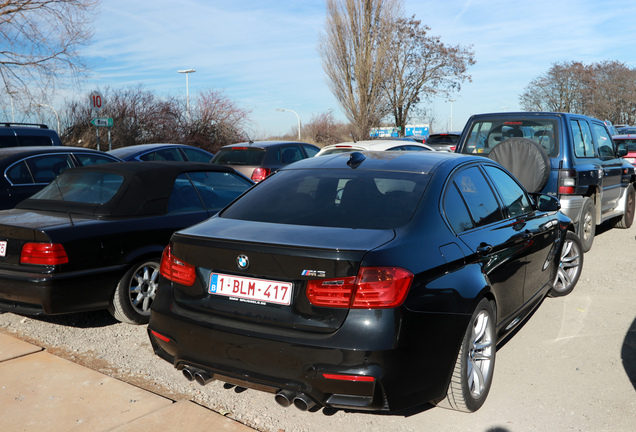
{"left": 623, "top": 316, "right": 636, "bottom": 389}
{"left": 1, "top": 309, "right": 118, "bottom": 329}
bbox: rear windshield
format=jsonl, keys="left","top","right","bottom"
{"left": 30, "top": 171, "right": 124, "bottom": 204}
{"left": 427, "top": 134, "right": 459, "bottom": 145}
{"left": 212, "top": 148, "right": 266, "bottom": 165}
{"left": 221, "top": 168, "right": 429, "bottom": 229}
{"left": 460, "top": 118, "right": 559, "bottom": 157}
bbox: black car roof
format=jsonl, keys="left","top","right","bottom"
{"left": 0, "top": 146, "right": 115, "bottom": 163}
{"left": 17, "top": 161, "right": 237, "bottom": 217}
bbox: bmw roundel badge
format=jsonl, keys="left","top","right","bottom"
{"left": 237, "top": 254, "right": 249, "bottom": 270}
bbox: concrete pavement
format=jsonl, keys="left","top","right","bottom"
{"left": 0, "top": 332, "right": 255, "bottom": 431}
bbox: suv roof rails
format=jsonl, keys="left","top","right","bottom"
{"left": 0, "top": 122, "right": 49, "bottom": 129}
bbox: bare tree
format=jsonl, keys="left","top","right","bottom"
{"left": 0, "top": 0, "right": 97, "bottom": 113}
{"left": 318, "top": 0, "right": 401, "bottom": 140}
{"left": 303, "top": 110, "right": 350, "bottom": 145}
{"left": 60, "top": 86, "right": 251, "bottom": 151}
{"left": 382, "top": 16, "right": 475, "bottom": 135}
{"left": 519, "top": 61, "right": 636, "bottom": 124}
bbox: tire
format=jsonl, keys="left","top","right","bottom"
{"left": 549, "top": 231, "right": 583, "bottom": 297}
{"left": 108, "top": 260, "right": 160, "bottom": 325}
{"left": 578, "top": 198, "right": 596, "bottom": 252}
{"left": 437, "top": 298, "right": 496, "bottom": 413}
{"left": 613, "top": 183, "right": 635, "bottom": 229}
{"left": 488, "top": 138, "right": 550, "bottom": 193}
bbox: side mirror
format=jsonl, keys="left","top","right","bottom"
{"left": 617, "top": 143, "right": 628, "bottom": 157}
{"left": 533, "top": 194, "right": 561, "bottom": 212}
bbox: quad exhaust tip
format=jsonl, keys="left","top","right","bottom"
{"left": 182, "top": 367, "right": 215, "bottom": 386}
{"left": 275, "top": 390, "right": 316, "bottom": 411}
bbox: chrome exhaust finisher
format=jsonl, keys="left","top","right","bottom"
{"left": 293, "top": 393, "right": 316, "bottom": 411}
{"left": 274, "top": 389, "right": 297, "bottom": 408}
{"left": 194, "top": 371, "right": 215, "bottom": 386}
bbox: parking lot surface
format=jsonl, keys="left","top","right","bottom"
{"left": 0, "top": 222, "right": 635, "bottom": 431}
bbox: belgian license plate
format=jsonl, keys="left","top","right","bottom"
{"left": 209, "top": 273, "right": 292, "bottom": 306}
{"left": 0, "top": 241, "right": 6, "bottom": 257}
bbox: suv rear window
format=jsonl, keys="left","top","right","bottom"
{"left": 461, "top": 119, "right": 559, "bottom": 157}
{"left": 220, "top": 169, "right": 429, "bottom": 229}
{"left": 212, "top": 148, "right": 266, "bottom": 166}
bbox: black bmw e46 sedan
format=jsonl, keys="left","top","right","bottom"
{"left": 148, "top": 151, "right": 583, "bottom": 413}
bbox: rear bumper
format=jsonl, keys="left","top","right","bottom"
{"left": 148, "top": 300, "right": 469, "bottom": 412}
{"left": 0, "top": 265, "right": 125, "bottom": 315}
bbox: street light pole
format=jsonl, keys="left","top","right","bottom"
{"left": 36, "top": 103, "right": 60, "bottom": 132}
{"left": 276, "top": 108, "right": 301, "bottom": 140}
{"left": 448, "top": 99, "right": 456, "bottom": 131}
{"left": 178, "top": 69, "right": 196, "bottom": 122}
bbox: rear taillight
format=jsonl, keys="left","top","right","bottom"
{"left": 251, "top": 167, "right": 271, "bottom": 182}
{"left": 558, "top": 169, "right": 577, "bottom": 194}
{"left": 160, "top": 245, "right": 196, "bottom": 286}
{"left": 20, "top": 243, "right": 68, "bottom": 265}
{"left": 307, "top": 267, "right": 413, "bottom": 309}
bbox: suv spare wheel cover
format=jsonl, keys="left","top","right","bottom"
{"left": 488, "top": 137, "right": 550, "bottom": 193}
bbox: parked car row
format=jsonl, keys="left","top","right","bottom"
{"left": 2, "top": 115, "right": 612, "bottom": 415}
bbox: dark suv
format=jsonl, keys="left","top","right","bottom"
{"left": 0, "top": 123, "right": 62, "bottom": 147}
{"left": 455, "top": 112, "right": 635, "bottom": 251}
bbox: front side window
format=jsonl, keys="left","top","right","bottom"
{"left": 25, "top": 154, "right": 73, "bottom": 184}
{"left": 592, "top": 123, "right": 616, "bottom": 160}
{"left": 484, "top": 166, "right": 533, "bottom": 218}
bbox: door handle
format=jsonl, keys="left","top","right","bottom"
{"left": 476, "top": 243, "right": 493, "bottom": 256}
{"left": 522, "top": 230, "right": 533, "bottom": 241}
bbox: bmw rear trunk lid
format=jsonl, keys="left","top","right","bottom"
{"left": 165, "top": 217, "right": 396, "bottom": 333}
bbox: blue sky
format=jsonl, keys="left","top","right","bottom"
{"left": 77, "top": 0, "right": 636, "bottom": 137}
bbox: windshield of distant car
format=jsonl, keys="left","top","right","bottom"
{"left": 461, "top": 119, "right": 559, "bottom": 157}
{"left": 220, "top": 168, "right": 429, "bottom": 229}
{"left": 212, "top": 147, "right": 266, "bottom": 165}
{"left": 30, "top": 171, "right": 125, "bottom": 204}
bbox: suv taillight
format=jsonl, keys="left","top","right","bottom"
{"left": 307, "top": 267, "right": 413, "bottom": 309}
{"left": 20, "top": 243, "right": 68, "bottom": 265}
{"left": 251, "top": 167, "right": 271, "bottom": 182}
{"left": 160, "top": 245, "right": 196, "bottom": 286}
{"left": 558, "top": 169, "right": 577, "bottom": 194}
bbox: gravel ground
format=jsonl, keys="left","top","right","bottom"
{"left": 1, "top": 221, "right": 635, "bottom": 432}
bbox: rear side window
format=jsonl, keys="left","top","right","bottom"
{"left": 212, "top": 148, "right": 266, "bottom": 165}
{"left": 74, "top": 153, "right": 118, "bottom": 166}
{"left": 187, "top": 171, "right": 252, "bottom": 210}
{"left": 31, "top": 172, "right": 124, "bottom": 204}
{"left": 446, "top": 166, "right": 503, "bottom": 230}
{"left": 303, "top": 145, "right": 319, "bottom": 157}
{"left": 461, "top": 119, "right": 559, "bottom": 157}
{"left": 221, "top": 169, "right": 429, "bottom": 229}
{"left": 571, "top": 119, "right": 595, "bottom": 158}
{"left": 140, "top": 148, "right": 185, "bottom": 161}
{"left": 6, "top": 161, "right": 34, "bottom": 185}
{"left": 181, "top": 147, "right": 212, "bottom": 162}
{"left": 17, "top": 135, "right": 54, "bottom": 146}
